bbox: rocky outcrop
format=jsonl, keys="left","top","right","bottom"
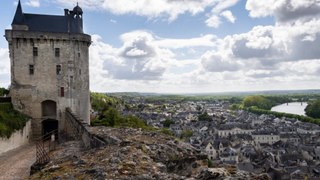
{"left": 30, "top": 127, "right": 270, "bottom": 179}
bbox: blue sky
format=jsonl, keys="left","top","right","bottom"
{"left": 1, "top": 0, "right": 320, "bottom": 93}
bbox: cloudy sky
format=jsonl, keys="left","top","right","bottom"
{"left": 0, "top": 0, "right": 320, "bottom": 93}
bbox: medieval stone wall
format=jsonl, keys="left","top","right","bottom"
{"left": 0, "top": 120, "right": 31, "bottom": 155}
{"left": 5, "top": 30, "right": 91, "bottom": 138}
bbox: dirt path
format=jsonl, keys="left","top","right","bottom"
{"left": 0, "top": 143, "right": 36, "bottom": 180}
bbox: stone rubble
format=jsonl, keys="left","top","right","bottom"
{"left": 30, "top": 127, "right": 271, "bottom": 179}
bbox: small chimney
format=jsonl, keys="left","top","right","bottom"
{"left": 64, "top": 9, "right": 69, "bottom": 16}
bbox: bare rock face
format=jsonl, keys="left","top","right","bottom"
{"left": 30, "top": 127, "right": 265, "bottom": 179}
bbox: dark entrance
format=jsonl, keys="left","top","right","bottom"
{"left": 42, "top": 119, "right": 58, "bottom": 138}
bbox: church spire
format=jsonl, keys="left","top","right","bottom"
{"left": 12, "top": 0, "right": 25, "bottom": 25}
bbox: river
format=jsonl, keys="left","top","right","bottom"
{"left": 271, "top": 102, "right": 307, "bottom": 116}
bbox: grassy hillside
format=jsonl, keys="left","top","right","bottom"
{"left": 0, "top": 103, "right": 29, "bottom": 138}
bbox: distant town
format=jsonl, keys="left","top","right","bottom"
{"left": 111, "top": 92, "right": 320, "bottom": 179}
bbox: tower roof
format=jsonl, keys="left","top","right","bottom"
{"left": 12, "top": 0, "right": 25, "bottom": 25}
{"left": 10, "top": 0, "right": 84, "bottom": 33}
{"left": 73, "top": 3, "right": 83, "bottom": 15}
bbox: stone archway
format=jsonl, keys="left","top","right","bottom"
{"left": 41, "top": 100, "right": 57, "bottom": 118}
{"left": 41, "top": 100, "right": 58, "bottom": 138}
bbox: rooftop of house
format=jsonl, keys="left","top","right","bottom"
{"left": 217, "top": 123, "right": 253, "bottom": 130}
{"left": 252, "top": 127, "right": 279, "bottom": 135}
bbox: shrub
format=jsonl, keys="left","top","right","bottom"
{"left": 161, "top": 118, "right": 174, "bottom": 128}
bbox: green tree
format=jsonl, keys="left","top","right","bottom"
{"left": 196, "top": 105, "right": 202, "bottom": 112}
{"left": 0, "top": 87, "right": 9, "bottom": 96}
{"left": 198, "top": 111, "right": 212, "bottom": 121}
{"left": 91, "top": 92, "right": 120, "bottom": 113}
{"left": 305, "top": 100, "right": 320, "bottom": 118}
{"left": 243, "top": 95, "right": 273, "bottom": 110}
{"left": 229, "top": 104, "right": 240, "bottom": 110}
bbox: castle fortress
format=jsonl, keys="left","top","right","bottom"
{"left": 5, "top": 1, "right": 91, "bottom": 139}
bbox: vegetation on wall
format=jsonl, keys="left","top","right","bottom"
{"left": 0, "top": 103, "right": 29, "bottom": 138}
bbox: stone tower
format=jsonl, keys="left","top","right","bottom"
{"left": 5, "top": 1, "right": 91, "bottom": 138}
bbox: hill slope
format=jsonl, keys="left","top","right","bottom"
{"left": 30, "top": 127, "right": 270, "bottom": 179}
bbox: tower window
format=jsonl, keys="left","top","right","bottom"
{"left": 56, "top": 65, "right": 62, "bottom": 75}
{"left": 33, "top": 47, "right": 38, "bottom": 56}
{"left": 29, "top": 65, "right": 34, "bottom": 75}
{"left": 55, "top": 48, "right": 60, "bottom": 57}
{"left": 60, "top": 87, "right": 64, "bottom": 97}
{"left": 78, "top": 52, "right": 80, "bottom": 57}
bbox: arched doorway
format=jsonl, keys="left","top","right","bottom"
{"left": 42, "top": 119, "right": 58, "bottom": 138}
{"left": 41, "top": 100, "right": 57, "bottom": 118}
{"left": 41, "top": 100, "right": 58, "bottom": 138}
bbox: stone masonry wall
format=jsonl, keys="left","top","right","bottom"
{"left": 0, "top": 120, "right": 31, "bottom": 155}
{"left": 5, "top": 30, "right": 91, "bottom": 139}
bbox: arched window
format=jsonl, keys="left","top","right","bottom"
{"left": 41, "top": 100, "right": 57, "bottom": 117}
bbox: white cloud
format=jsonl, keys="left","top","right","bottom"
{"left": 110, "top": 19, "right": 117, "bottom": 23}
{"left": 156, "top": 35, "right": 217, "bottom": 49}
{"left": 10, "top": 0, "right": 319, "bottom": 92}
{"left": 205, "top": 15, "right": 221, "bottom": 28}
{"left": 56, "top": 0, "right": 215, "bottom": 21}
{"left": 0, "top": 48, "right": 10, "bottom": 88}
{"left": 25, "top": 0, "right": 40, "bottom": 7}
{"left": 126, "top": 48, "right": 148, "bottom": 57}
{"left": 55, "top": 0, "right": 241, "bottom": 22}
{"left": 220, "top": 10, "right": 236, "bottom": 23}
{"left": 211, "top": 0, "right": 240, "bottom": 13}
{"left": 201, "top": 52, "right": 241, "bottom": 72}
{"left": 246, "top": 0, "right": 320, "bottom": 23}
{"left": 198, "top": 2, "right": 320, "bottom": 89}
{"left": 90, "top": 32, "right": 172, "bottom": 81}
